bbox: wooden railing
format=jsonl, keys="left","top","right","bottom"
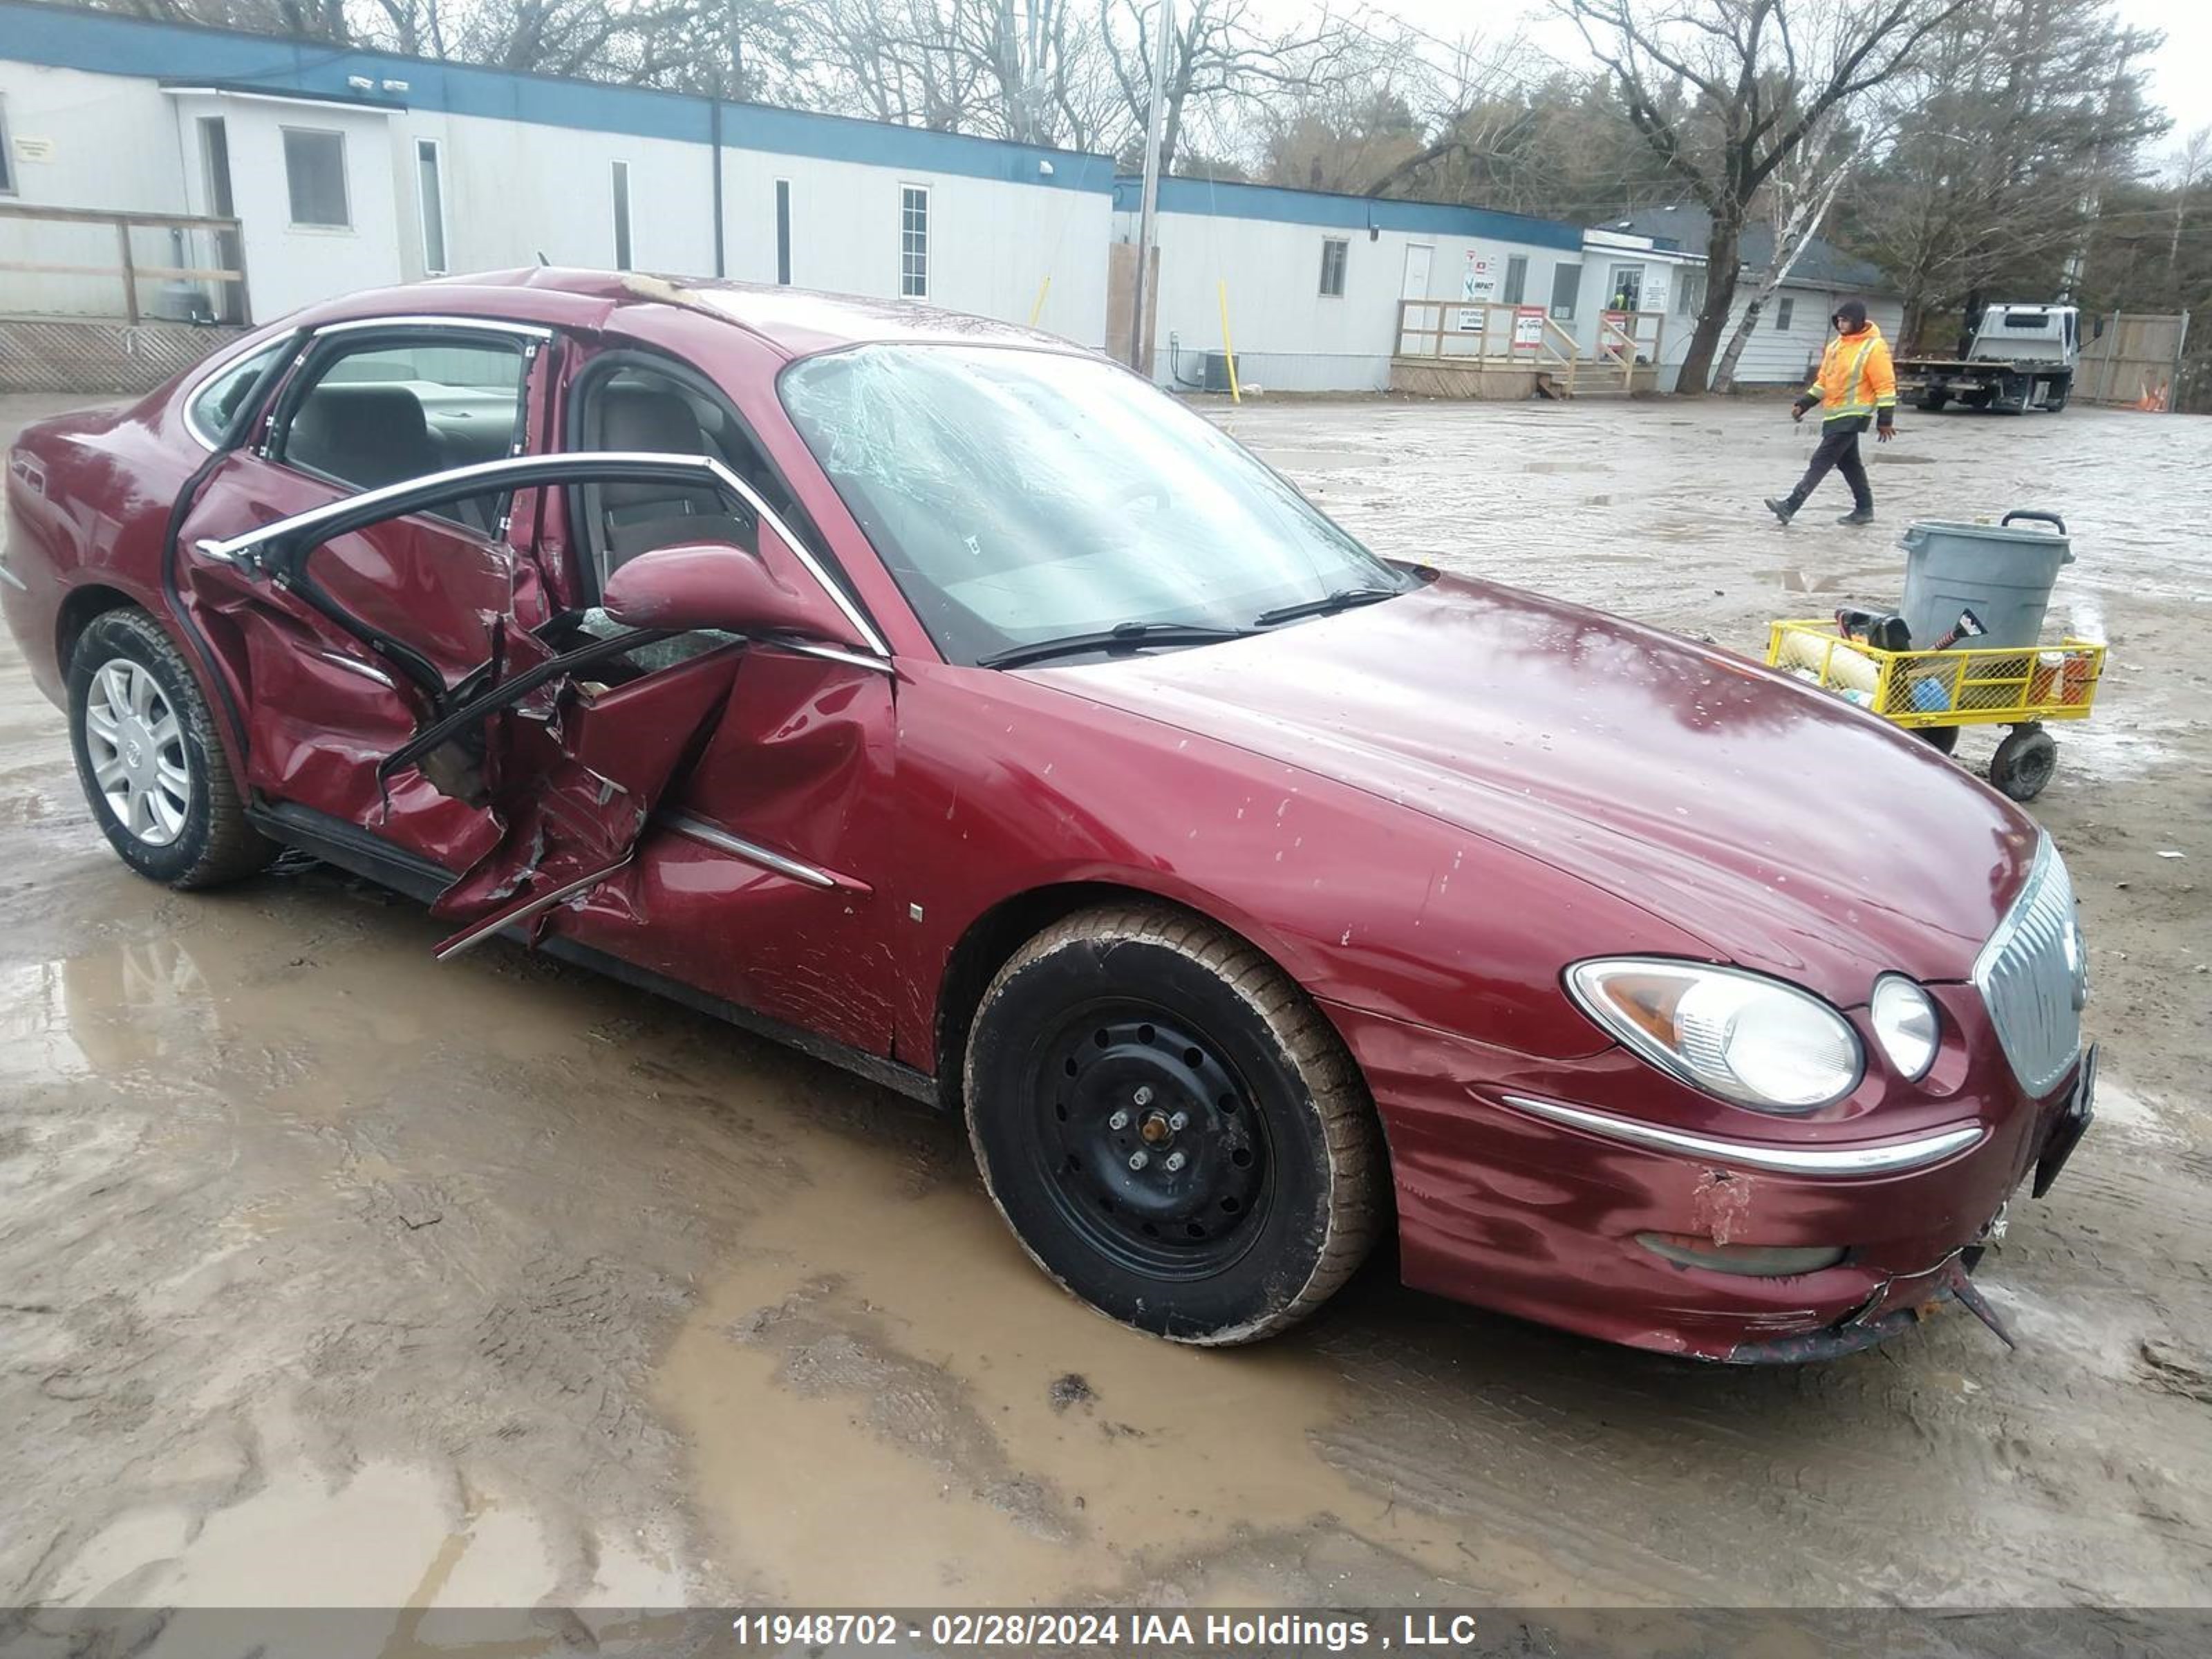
{"left": 1594, "top": 309, "right": 1665, "bottom": 391}
{"left": 0, "top": 203, "right": 251, "bottom": 325}
{"left": 1393, "top": 299, "right": 1668, "bottom": 395}
{"left": 1394, "top": 298, "right": 1579, "bottom": 388}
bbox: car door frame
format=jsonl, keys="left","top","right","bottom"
{"left": 167, "top": 313, "right": 556, "bottom": 733}
{"left": 194, "top": 444, "right": 930, "bottom": 1102}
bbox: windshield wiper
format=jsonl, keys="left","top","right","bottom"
{"left": 1253, "top": 585, "right": 1403, "bottom": 628}
{"left": 977, "top": 620, "right": 1253, "bottom": 671}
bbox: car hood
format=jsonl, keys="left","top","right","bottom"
{"left": 1033, "top": 576, "right": 2040, "bottom": 997}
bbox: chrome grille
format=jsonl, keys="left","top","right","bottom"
{"left": 1974, "top": 836, "right": 2086, "bottom": 1098}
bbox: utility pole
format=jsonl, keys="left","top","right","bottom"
{"left": 1129, "top": 0, "right": 1172, "bottom": 373}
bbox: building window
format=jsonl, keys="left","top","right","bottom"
{"left": 415, "top": 139, "right": 448, "bottom": 276}
{"left": 611, "top": 160, "right": 633, "bottom": 271}
{"left": 1318, "top": 237, "right": 1348, "bottom": 297}
{"left": 1674, "top": 267, "right": 1707, "bottom": 317}
{"left": 899, "top": 185, "right": 929, "bottom": 299}
{"left": 1502, "top": 254, "right": 1528, "bottom": 306}
{"left": 1549, "top": 263, "right": 1580, "bottom": 320}
{"left": 1775, "top": 296, "right": 1795, "bottom": 332}
{"left": 1607, "top": 264, "right": 1643, "bottom": 311}
{"left": 0, "top": 97, "right": 15, "bottom": 196}
{"left": 775, "top": 178, "right": 792, "bottom": 285}
{"left": 281, "top": 128, "right": 349, "bottom": 228}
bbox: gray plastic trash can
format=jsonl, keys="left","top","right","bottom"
{"left": 1899, "top": 509, "right": 2072, "bottom": 650}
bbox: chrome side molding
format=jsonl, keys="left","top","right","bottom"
{"left": 1500, "top": 1094, "right": 1985, "bottom": 1177}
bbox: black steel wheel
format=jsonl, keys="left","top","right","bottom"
{"left": 1029, "top": 1004, "right": 1272, "bottom": 1278}
{"left": 964, "top": 903, "right": 1381, "bottom": 1344}
{"left": 1989, "top": 724, "right": 2059, "bottom": 801}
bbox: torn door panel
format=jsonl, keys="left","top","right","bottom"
{"left": 548, "top": 649, "right": 899, "bottom": 1055}
{"left": 410, "top": 639, "right": 748, "bottom": 953}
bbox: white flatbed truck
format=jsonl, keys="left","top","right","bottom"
{"left": 1895, "top": 303, "right": 2079, "bottom": 413}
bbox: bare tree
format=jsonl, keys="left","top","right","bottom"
{"left": 1103, "top": 0, "right": 1366, "bottom": 179}
{"left": 1559, "top": 0, "right": 1969, "bottom": 393}
{"left": 1845, "top": 0, "right": 2166, "bottom": 346}
{"left": 2164, "top": 126, "right": 2208, "bottom": 294}
{"left": 1710, "top": 111, "right": 1853, "bottom": 391}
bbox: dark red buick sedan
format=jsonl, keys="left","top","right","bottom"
{"left": 2, "top": 272, "right": 2094, "bottom": 1361}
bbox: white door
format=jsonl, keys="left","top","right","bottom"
{"left": 1400, "top": 244, "right": 1434, "bottom": 299}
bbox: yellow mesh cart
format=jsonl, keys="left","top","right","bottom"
{"left": 1766, "top": 621, "right": 2105, "bottom": 802}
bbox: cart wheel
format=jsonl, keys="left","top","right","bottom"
{"left": 1917, "top": 724, "right": 1960, "bottom": 756}
{"left": 1989, "top": 726, "right": 2058, "bottom": 801}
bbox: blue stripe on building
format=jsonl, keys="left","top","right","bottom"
{"left": 0, "top": 0, "right": 1117, "bottom": 193}
{"left": 1114, "top": 176, "right": 1585, "bottom": 252}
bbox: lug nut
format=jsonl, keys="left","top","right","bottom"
{"left": 1168, "top": 1112, "right": 1188, "bottom": 1132}
{"left": 1128, "top": 1150, "right": 1149, "bottom": 1171}
{"left": 1163, "top": 1151, "right": 1186, "bottom": 1172}
{"left": 1134, "top": 1085, "right": 1155, "bottom": 1107}
{"left": 1109, "top": 1109, "right": 1129, "bottom": 1130}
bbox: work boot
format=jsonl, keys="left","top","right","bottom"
{"left": 1836, "top": 507, "right": 1875, "bottom": 526}
{"left": 1764, "top": 496, "right": 1798, "bottom": 525}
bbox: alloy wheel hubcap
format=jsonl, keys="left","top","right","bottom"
{"left": 84, "top": 659, "right": 191, "bottom": 847}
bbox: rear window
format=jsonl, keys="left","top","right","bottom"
{"left": 185, "top": 341, "right": 289, "bottom": 446}
{"left": 2000, "top": 313, "right": 2054, "bottom": 329}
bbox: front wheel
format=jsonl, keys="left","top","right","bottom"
{"left": 67, "top": 608, "right": 274, "bottom": 887}
{"left": 964, "top": 903, "right": 1382, "bottom": 1344}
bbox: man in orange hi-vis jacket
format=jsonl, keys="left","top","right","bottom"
{"left": 1765, "top": 299, "right": 1897, "bottom": 527}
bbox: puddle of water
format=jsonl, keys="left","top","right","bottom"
{"left": 655, "top": 1145, "right": 1572, "bottom": 1605}
{"left": 44, "top": 1416, "right": 684, "bottom": 1612}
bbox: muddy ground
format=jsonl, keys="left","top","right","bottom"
{"left": 2, "top": 390, "right": 2209, "bottom": 1625}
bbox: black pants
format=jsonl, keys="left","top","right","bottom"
{"left": 1788, "top": 415, "right": 1873, "bottom": 513}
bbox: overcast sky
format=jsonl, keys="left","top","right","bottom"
{"left": 1316, "top": 0, "right": 2210, "bottom": 158}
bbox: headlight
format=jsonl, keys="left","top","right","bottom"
{"left": 1869, "top": 975, "right": 1940, "bottom": 1081}
{"left": 1566, "top": 959, "right": 1862, "bottom": 1113}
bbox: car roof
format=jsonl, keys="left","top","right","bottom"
{"left": 283, "top": 268, "right": 1089, "bottom": 362}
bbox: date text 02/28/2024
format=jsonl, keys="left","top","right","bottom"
{"left": 727, "top": 1611, "right": 1492, "bottom": 1650}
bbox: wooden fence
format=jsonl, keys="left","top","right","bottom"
{"left": 2073, "top": 310, "right": 2191, "bottom": 411}
{"left": 0, "top": 203, "right": 252, "bottom": 326}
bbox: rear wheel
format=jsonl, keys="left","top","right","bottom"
{"left": 1917, "top": 724, "right": 1960, "bottom": 756}
{"left": 1989, "top": 724, "right": 2059, "bottom": 802}
{"left": 66, "top": 608, "right": 274, "bottom": 888}
{"left": 1918, "top": 390, "right": 1949, "bottom": 413}
{"left": 964, "top": 903, "right": 1382, "bottom": 1344}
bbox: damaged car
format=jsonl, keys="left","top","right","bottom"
{"left": 1, "top": 271, "right": 2095, "bottom": 1361}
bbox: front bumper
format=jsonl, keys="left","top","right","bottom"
{"left": 1329, "top": 997, "right": 2090, "bottom": 1363}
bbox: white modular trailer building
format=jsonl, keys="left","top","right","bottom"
{"left": 1589, "top": 209, "right": 1906, "bottom": 392}
{"left": 1112, "top": 176, "right": 1591, "bottom": 393}
{"left": 0, "top": 0, "right": 1115, "bottom": 342}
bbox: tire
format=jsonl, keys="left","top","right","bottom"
{"left": 964, "top": 903, "right": 1382, "bottom": 1344}
{"left": 1916, "top": 723, "right": 1960, "bottom": 756}
{"left": 1988, "top": 725, "right": 2059, "bottom": 802}
{"left": 1960, "top": 388, "right": 1993, "bottom": 411}
{"left": 2041, "top": 380, "right": 2070, "bottom": 413}
{"left": 1919, "top": 391, "right": 1949, "bottom": 413}
{"left": 67, "top": 608, "right": 275, "bottom": 888}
